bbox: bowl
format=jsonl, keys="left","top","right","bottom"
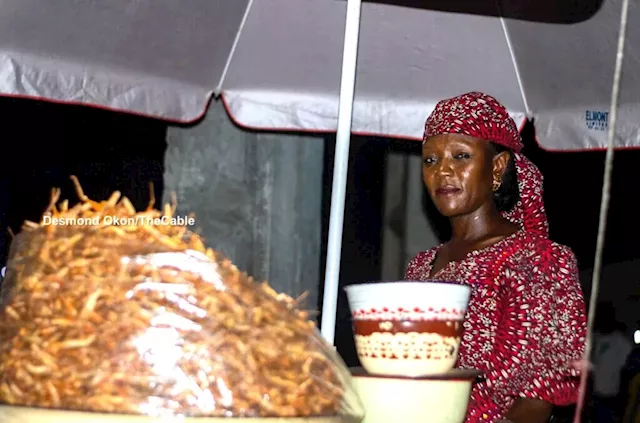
{"left": 0, "top": 406, "right": 360, "bottom": 423}
{"left": 350, "top": 367, "right": 480, "bottom": 423}
{"left": 344, "top": 281, "right": 471, "bottom": 376}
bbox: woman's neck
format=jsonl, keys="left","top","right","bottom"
{"left": 449, "top": 203, "right": 512, "bottom": 243}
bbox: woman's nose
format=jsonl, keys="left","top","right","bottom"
{"left": 434, "top": 158, "right": 454, "bottom": 175}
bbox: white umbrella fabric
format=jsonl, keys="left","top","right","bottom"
{"left": 0, "top": 0, "right": 635, "bottom": 150}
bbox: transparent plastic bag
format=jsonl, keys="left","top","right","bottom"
{"left": 0, "top": 186, "right": 363, "bottom": 420}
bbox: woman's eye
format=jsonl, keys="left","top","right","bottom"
{"left": 454, "top": 152, "right": 471, "bottom": 160}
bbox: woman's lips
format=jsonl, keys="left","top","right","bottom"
{"left": 435, "top": 186, "right": 461, "bottom": 196}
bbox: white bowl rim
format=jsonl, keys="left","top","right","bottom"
{"left": 344, "top": 281, "right": 470, "bottom": 294}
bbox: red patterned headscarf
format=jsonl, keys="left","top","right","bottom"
{"left": 423, "top": 92, "right": 548, "bottom": 237}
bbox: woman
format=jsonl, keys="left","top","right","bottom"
{"left": 405, "top": 92, "right": 587, "bottom": 423}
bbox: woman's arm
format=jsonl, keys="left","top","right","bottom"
{"left": 501, "top": 398, "right": 553, "bottom": 423}
{"left": 485, "top": 242, "right": 587, "bottom": 422}
{"left": 404, "top": 251, "right": 432, "bottom": 280}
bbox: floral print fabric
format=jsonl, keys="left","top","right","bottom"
{"left": 405, "top": 231, "right": 587, "bottom": 422}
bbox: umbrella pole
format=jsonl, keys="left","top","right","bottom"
{"left": 320, "top": 0, "right": 363, "bottom": 345}
{"left": 572, "top": 0, "right": 630, "bottom": 420}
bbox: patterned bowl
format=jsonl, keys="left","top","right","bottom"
{"left": 344, "top": 281, "right": 471, "bottom": 377}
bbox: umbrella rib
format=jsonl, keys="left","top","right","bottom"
{"left": 573, "top": 0, "right": 630, "bottom": 420}
{"left": 495, "top": 0, "right": 531, "bottom": 118}
{"left": 215, "top": 0, "right": 256, "bottom": 96}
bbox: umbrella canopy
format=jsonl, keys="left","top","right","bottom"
{"left": 0, "top": 0, "right": 635, "bottom": 150}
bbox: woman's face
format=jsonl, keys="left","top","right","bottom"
{"left": 422, "top": 134, "right": 509, "bottom": 218}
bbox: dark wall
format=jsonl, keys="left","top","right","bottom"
{"left": 320, "top": 135, "right": 389, "bottom": 366}
{"left": 0, "top": 97, "right": 167, "bottom": 265}
{"left": 524, "top": 121, "right": 640, "bottom": 273}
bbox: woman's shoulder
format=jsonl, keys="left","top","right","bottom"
{"left": 405, "top": 247, "right": 438, "bottom": 279}
{"left": 407, "top": 247, "right": 438, "bottom": 263}
{"left": 514, "top": 231, "right": 576, "bottom": 258}
{"left": 510, "top": 231, "right": 579, "bottom": 274}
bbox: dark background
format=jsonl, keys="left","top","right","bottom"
{"left": 322, "top": 121, "right": 640, "bottom": 365}
{"left": 0, "top": 97, "right": 637, "bottom": 368}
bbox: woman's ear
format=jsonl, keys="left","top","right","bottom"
{"left": 492, "top": 151, "right": 511, "bottom": 181}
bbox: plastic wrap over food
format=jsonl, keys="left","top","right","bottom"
{"left": 0, "top": 182, "right": 363, "bottom": 420}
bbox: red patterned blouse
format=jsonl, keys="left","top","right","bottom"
{"left": 405, "top": 230, "right": 587, "bottom": 422}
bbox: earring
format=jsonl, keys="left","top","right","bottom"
{"left": 492, "top": 179, "right": 501, "bottom": 192}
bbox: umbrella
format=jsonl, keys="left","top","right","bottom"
{"left": 0, "top": 0, "right": 635, "bottom": 150}
{"left": 0, "top": 0, "right": 635, "bottom": 345}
